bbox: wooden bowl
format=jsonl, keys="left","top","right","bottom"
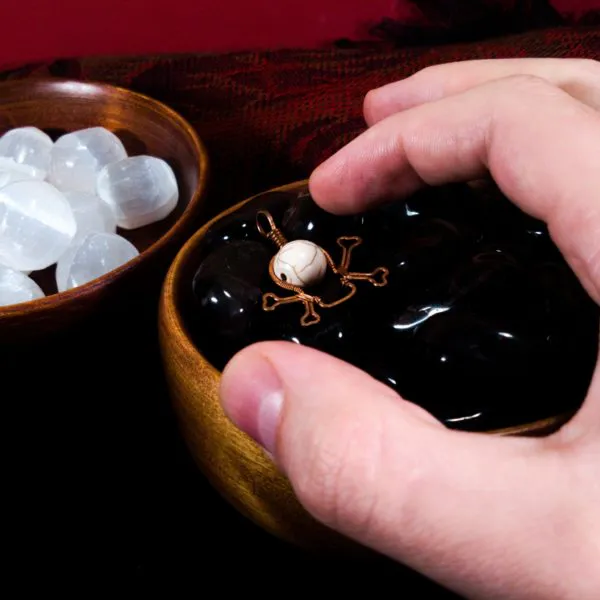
{"left": 159, "top": 180, "right": 572, "bottom": 555}
{"left": 0, "top": 78, "right": 209, "bottom": 347}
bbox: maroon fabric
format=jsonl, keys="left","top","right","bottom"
{"left": 2, "top": 25, "right": 599, "bottom": 222}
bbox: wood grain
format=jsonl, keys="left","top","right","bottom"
{"left": 159, "top": 180, "right": 569, "bottom": 555}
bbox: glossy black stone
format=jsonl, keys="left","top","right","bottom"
{"left": 282, "top": 189, "right": 360, "bottom": 242}
{"left": 188, "top": 241, "right": 272, "bottom": 366}
{"left": 199, "top": 192, "right": 293, "bottom": 258}
{"left": 186, "top": 183, "right": 599, "bottom": 432}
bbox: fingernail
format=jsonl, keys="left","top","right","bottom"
{"left": 257, "top": 390, "right": 284, "bottom": 455}
{"left": 220, "top": 351, "right": 284, "bottom": 455}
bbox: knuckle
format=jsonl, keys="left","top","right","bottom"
{"left": 415, "top": 63, "right": 445, "bottom": 79}
{"left": 499, "top": 73, "right": 558, "bottom": 96}
{"left": 490, "top": 75, "right": 569, "bottom": 120}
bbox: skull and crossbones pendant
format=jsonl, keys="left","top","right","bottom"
{"left": 256, "top": 210, "right": 389, "bottom": 326}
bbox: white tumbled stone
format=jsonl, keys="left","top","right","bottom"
{"left": 0, "top": 162, "right": 39, "bottom": 189}
{"left": 54, "top": 245, "right": 77, "bottom": 293}
{"left": 272, "top": 239, "right": 327, "bottom": 287}
{"left": 0, "top": 264, "right": 45, "bottom": 306}
{"left": 63, "top": 191, "right": 117, "bottom": 240}
{"left": 49, "top": 127, "right": 127, "bottom": 193}
{"left": 0, "top": 127, "right": 53, "bottom": 179}
{"left": 56, "top": 232, "right": 139, "bottom": 292}
{"left": 55, "top": 193, "right": 118, "bottom": 292}
{"left": 96, "top": 155, "right": 178, "bottom": 230}
{"left": 0, "top": 180, "right": 76, "bottom": 272}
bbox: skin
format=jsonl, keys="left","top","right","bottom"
{"left": 220, "top": 59, "right": 600, "bottom": 599}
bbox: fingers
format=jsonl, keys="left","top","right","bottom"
{"left": 312, "top": 72, "right": 600, "bottom": 433}
{"left": 363, "top": 58, "right": 600, "bottom": 125}
{"left": 309, "top": 75, "right": 600, "bottom": 306}
{"left": 221, "top": 341, "right": 600, "bottom": 599}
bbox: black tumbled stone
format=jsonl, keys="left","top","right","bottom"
{"left": 187, "top": 183, "right": 599, "bottom": 432}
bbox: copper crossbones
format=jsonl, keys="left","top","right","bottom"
{"left": 256, "top": 210, "right": 389, "bottom": 326}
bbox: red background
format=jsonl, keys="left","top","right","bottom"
{"left": 2, "top": 0, "right": 395, "bottom": 66}
{"left": 2, "top": 0, "right": 599, "bottom": 68}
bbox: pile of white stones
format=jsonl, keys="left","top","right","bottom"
{"left": 0, "top": 126, "right": 179, "bottom": 307}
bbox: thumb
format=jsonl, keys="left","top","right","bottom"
{"left": 220, "top": 341, "right": 598, "bottom": 600}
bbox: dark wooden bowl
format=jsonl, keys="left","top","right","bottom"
{"left": 159, "top": 180, "right": 571, "bottom": 556}
{"left": 0, "top": 78, "right": 209, "bottom": 346}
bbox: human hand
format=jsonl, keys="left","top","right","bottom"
{"left": 220, "top": 59, "right": 600, "bottom": 599}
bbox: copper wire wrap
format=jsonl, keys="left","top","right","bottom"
{"left": 256, "top": 210, "right": 389, "bottom": 326}
{"left": 256, "top": 210, "right": 288, "bottom": 248}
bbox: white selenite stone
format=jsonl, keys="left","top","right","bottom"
{"left": 96, "top": 155, "right": 178, "bottom": 230}
{"left": 0, "top": 264, "right": 45, "bottom": 306}
{"left": 56, "top": 232, "right": 139, "bottom": 292}
{"left": 0, "top": 127, "right": 53, "bottom": 179}
{"left": 0, "top": 161, "right": 39, "bottom": 189}
{"left": 63, "top": 191, "right": 117, "bottom": 240}
{"left": 49, "top": 127, "right": 127, "bottom": 193}
{"left": 273, "top": 239, "right": 327, "bottom": 287}
{"left": 0, "top": 180, "right": 76, "bottom": 272}
{"left": 55, "top": 193, "right": 118, "bottom": 291}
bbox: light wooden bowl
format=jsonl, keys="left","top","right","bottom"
{"left": 159, "top": 180, "right": 571, "bottom": 555}
{"left": 0, "top": 78, "right": 209, "bottom": 347}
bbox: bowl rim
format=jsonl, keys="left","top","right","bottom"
{"left": 0, "top": 77, "right": 210, "bottom": 318}
{"left": 162, "top": 179, "right": 573, "bottom": 438}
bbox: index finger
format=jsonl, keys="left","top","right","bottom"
{"left": 364, "top": 58, "right": 600, "bottom": 124}
{"left": 309, "top": 74, "right": 600, "bottom": 303}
